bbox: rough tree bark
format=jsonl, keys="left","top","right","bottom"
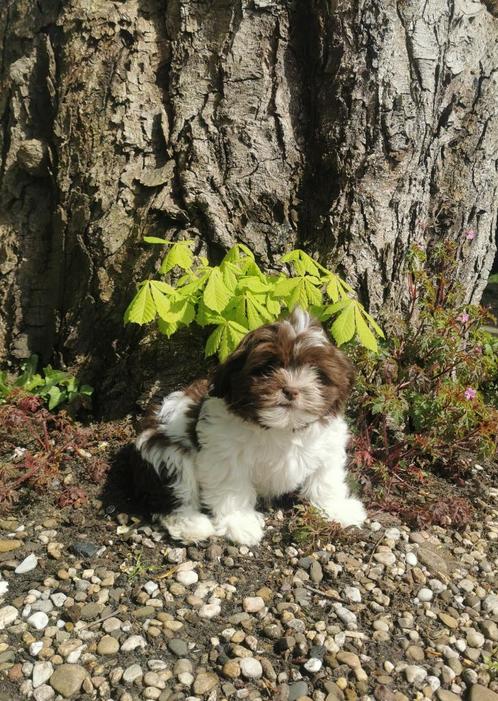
{"left": 0, "top": 0, "right": 497, "bottom": 413}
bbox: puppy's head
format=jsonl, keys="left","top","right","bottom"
{"left": 210, "top": 307, "right": 354, "bottom": 430}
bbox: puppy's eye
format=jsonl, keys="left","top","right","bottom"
{"left": 251, "top": 361, "right": 278, "bottom": 377}
{"left": 317, "top": 369, "right": 333, "bottom": 386}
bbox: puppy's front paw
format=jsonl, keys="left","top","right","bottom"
{"left": 156, "top": 511, "right": 216, "bottom": 543}
{"left": 214, "top": 511, "right": 264, "bottom": 547}
{"left": 319, "top": 498, "right": 366, "bottom": 529}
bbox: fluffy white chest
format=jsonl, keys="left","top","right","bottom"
{"left": 196, "top": 398, "right": 347, "bottom": 498}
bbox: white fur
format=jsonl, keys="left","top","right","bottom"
{"left": 140, "top": 392, "right": 365, "bottom": 546}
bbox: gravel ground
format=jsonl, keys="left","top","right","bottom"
{"left": 0, "top": 466, "right": 497, "bottom": 701}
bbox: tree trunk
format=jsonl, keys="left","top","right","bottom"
{"left": 1, "top": 0, "right": 497, "bottom": 414}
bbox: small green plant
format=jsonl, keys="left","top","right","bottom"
{"left": 350, "top": 240, "right": 498, "bottom": 525}
{"left": 124, "top": 240, "right": 383, "bottom": 359}
{"left": 124, "top": 551, "right": 160, "bottom": 581}
{"left": 0, "top": 355, "right": 93, "bottom": 410}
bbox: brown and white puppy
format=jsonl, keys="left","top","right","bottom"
{"left": 136, "top": 307, "right": 365, "bottom": 545}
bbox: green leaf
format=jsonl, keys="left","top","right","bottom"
{"left": 322, "top": 299, "right": 350, "bottom": 317}
{"left": 80, "top": 384, "right": 93, "bottom": 396}
{"left": 330, "top": 301, "right": 356, "bottom": 346}
{"left": 47, "top": 385, "right": 62, "bottom": 410}
{"left": 205, "top": 324, "right": 225, "bottom": 358}
{"left": 160, "top": 242, "right": 194, "bottom": 273}
{"left": 220, "top": 261, "right": 239, "bottom": 293}
{"left": 272, "top": 276, "right": 300, "bottom": 298}
{"left": 354, "top": 304, "right": 378, "bottom": 352}
{"left": 149, "top": 283, "right": 172, "bottom": 321}
{"left": 203, "top": 267, "right": 231, "bottom": 312}
{"left": 266, "top": 297, "right": 281, "bottom": 316}
{"left": 143, "top": 236, "right": 170, "bottom": 244}
{"left": 361, "top": 308, "right": 385, "bottom": 338}
{"left": 237, "top": 276, "right": 270, "bottom": 293}
{"left": 304, "top": 278, "right": 322, "bottom": 306}
{"left": 196, "top": 302, "right": 225, "bottom": 327}
{"left": 124, "top": 282, "right": 156, "bottom": 324}
{"left": 281, "top": 250, "right": 320, "bottom": 277}
{"left": 225, "top": 320, "right": 248, "bottom": 356}
{"left": 157, "top": 318, "right": 179, "bottom": 337}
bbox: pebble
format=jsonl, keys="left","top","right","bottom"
{"left": 33, "top": 685, "right": 55, "bottom": 701}
{"left": 406, "top": 552, "right": 418, "bottom": 566}
{"left": 374, "top": 552, "right": 396, "bottom": 566}
{"left": 193, "top": 672, "right": 219, "bottom": 695}
{"left": 176, "top": 570, "right": 198, "bottom": 586}
{"left": 239, "top": 658, "right": 263, "bottom": 679}
{"left": 289, "top": 681, "right": 309, "bottom": 701}
{"left": 168, "top": 638, "right": 188, "bottom": 657}
{"left": 344, "top": 586, "right": 362, "bottom": 603}
{"left": 243, "top": 597, "right": 265, "bottom": 613}
{"left": 97, "top": 635, "right": 119, "bottom": 655}
{"left": 27, "top": 612, "right": 49, "bottom": 630}
{"left": 123, "top": 664, "right": 143, "bottom": 683}
{"left": 32, "top": 661, "right": 53, "bottom": 688}
{"left": 405, "top": 665, "right": 427, "bottom": 685}
{"left": 0, "top": 605, "right": 19, "bottom": 629}
{"left": 70, "top": 542, "right": 98, "bottom": 558}
{"left": 417, "top": 587, "right": 433, "bottom": 602}
{"left": 199, "top": 603, "right": 221, "bottom": 619}
{"left": 121, "top": 635, "right": 147, "bottom": 652}
{"left": 304, "top": 657, "right": 322, "bottom": 672}
{"left": 15, "top": 553, "right": 38, "bottom": 574}
{"left": 49, "top": 664, "right": 87, "bottom": 698}
{"left": 0, "top": 539, "right": 22, "bottom": 552}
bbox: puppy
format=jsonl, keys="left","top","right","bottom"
{"left": 135, "top": 307, "right": 366, "bottom": 546}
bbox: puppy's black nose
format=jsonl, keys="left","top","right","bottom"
{"left": 283, "top": 387, "right": 299, "bottom": 401}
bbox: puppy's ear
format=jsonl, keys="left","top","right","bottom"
{"left": 210, "top": 341, "right": 249, "bottom": 399}
{"left": 332, "top": 346, "right": 355, "bottom": 413}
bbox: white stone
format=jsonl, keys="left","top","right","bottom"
{"left": 123, "top": 664, "right": 143, "bottom": 683}
{"left": 243, "top": 597, "right": 265, "bottom": 613}
{"left": 466, "top": 629, "right": 485, "bottom": 647}
{"left": 385, "top": 528, "right": 401, "bottom": 540}
{"left": 177, "top": 672, "right": 194, "bottom": 686}
{"left": 103, "top": 616, "right": 122, "bottom": 633}
{"left": 32, "top": 661, "right": 53, "bottom": 688}
{"left": 144, "top": 581, "right": 158, "bottom": 596}
{"left": 239, "top": 657, "right": 263, "bottom": 679}
{"left": 121, "top": 635, "right": 147, "bottom": 652}
{"left": 30, "top": 641, "right": 44, "bottom": 657}
{"left": 175, "top": 570, "right": 198, "bottom": 586}
{"left": 373, "top": 551, "right": 396, "bottom": 566}
{"left": 370, "top": 521, "right": 382, "bottom": 531}
{"left": 15, "top": 553, "right": 38, "bottom": 574}
{"left": 333, "top": 604, "right": 357, "bottom": 629}
{"left": 33, "top": 684, "right": 55, "bottom": 701}
{"left": 0, "top": 605, "right": 18, "bottom": 629}
{"left": 343, "top": 587, "right": 362, "bottom": 603}
{"left": 0, "top": 581, "right": 8, "bottom": 596}
{"left": 50, "top": 593, "right": 67, "bottom": 608}
{"left": 199, "top": 603, "right": 221, "bottom": 619}
{"left": 426, "top": 675, "right": 441, "bottom": 691}
{"left": 483, "top": 594, "right": 498, "bottom": 615}
{"left": 304, "top": 658, "right": 322, "bottom": 672}
{"left": 417, "top": 588, "right": 433, "bottom": 602}
{"left": 27, "top": 611, "right": 49, "bottom": 630}
{"left": 405, "top": 665, "right": 427, "bottom": 685}
{"left": 406, "top": 552, "right": 418, "bottom": 566}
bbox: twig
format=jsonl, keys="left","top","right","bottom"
{"left": 79, "top": 610, "right": 119, "bottom": 629}
{"left": 303, "top": 584, "right": 337, "bottom": 600}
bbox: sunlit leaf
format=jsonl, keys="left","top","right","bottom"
{"left": 330, "top": 302, "right": 356, "bottom": 346}
{"left": 203, "top": 267, "right": 231, "bottom": 312}
{"left": 124, "top": 282, "right": 156, "bottom": 324}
